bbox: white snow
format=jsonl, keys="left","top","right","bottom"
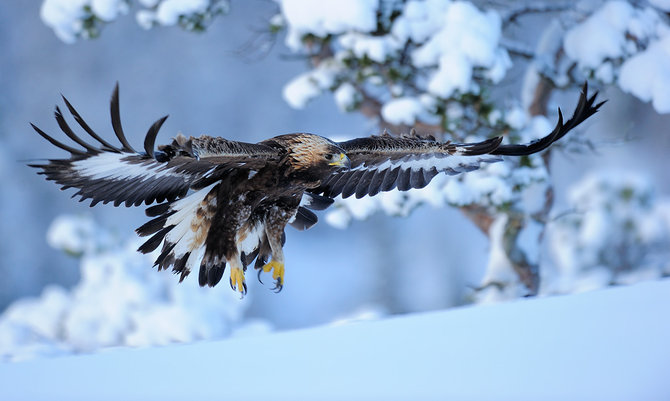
{"left": 547, "top": 171, "right": 670, "bottom": 295}
{"left": 410, "top": 2, "right": 502, "bottom": 67}
{"left": 333, "top": 83, "right": 359, "bottom": 112}
{"left": 504, "top": 106, "right": 527, "bottom": 130}
{"left": 46, "top": 215, "right": 98, "bottom": 255}
{"left": 402, "top": 1, "right": 510, "bottom": 97}
{"left": 391, "top": 0, "right": 452, "bottom": 44}
{"left": 135, "top": 10, "right": 156, "bottom": 30}
{"left": 1, "top": 280, "right": 668, "bottom": 399}
{"left": 618, "top": 36, "right": 670, "bottom": 113}
{"left": 277, "top": 0, "right": 378, "bottom": 50}
{"left": 427, "top": 54, "right": 472, "bottom": 98}
{"left": 563, "top": 1, "right": 636, "bottom": 69}
{"left": 283, "top": 73, "right": 323, "bottom": 109}
{"left": 40, "top": 0, "right": 89, "bottom": 43}
{"left": 282, "top": 61, "right": 341, "bottom": 109}
{"left": 475, "top": 214, "right": 523, "bottom": 303}
{"left": 562, "top": 1, "right": 670, "bottom": 113}
{"left": 381, "top": 97, "right": 425, "bottom": 125}
{"left": 595, "top": 61, "right": 615, "bottom": 83}
{"left": 41, "top": 0, "right": 224, "bottom": 39}
{"left": 40, "top": 0, "right": 130, "bottom": 42}
{"left": 337, "top": 32, "right": 401, "bottom": 63}
{"left": 91, "top": 0, "right": 128, "bottom": 22}
{"left": 323, "top": 206, "right": 352, "bottom": 229}
{"left": 0, "top": 215, "right": 262, "bottom": 361}
{"left": 155, "top": 0, "right": 208, "bottom": 26}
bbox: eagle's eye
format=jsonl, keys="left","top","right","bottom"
{"left": 324, "top": 154, "right": 333, "bottom": 161}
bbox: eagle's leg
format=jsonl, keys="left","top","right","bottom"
{"left": 261, "top": 227, "right": 285, "bottom": 291}
{"left": 260, "top": 204, "right": 293, "bottom": 292}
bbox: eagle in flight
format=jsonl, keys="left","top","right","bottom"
{"left": 31, "top": 84, "right": 603, "bottom": 294}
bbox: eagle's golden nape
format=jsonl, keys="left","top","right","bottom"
{"left": 30, "top": 83, "right": 604, "bottom": 295}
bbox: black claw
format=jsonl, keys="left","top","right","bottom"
{"left": 229, "top": 277, "right": 235, "bottom": 291}
{"left": 272, "top": 279, "right": 283, "bottom": 293}
{"left": 242, "top": 281, "right": 248, "bottom": 295}
{"left": 257, "top": 268, "right": 264, "bottom": 285}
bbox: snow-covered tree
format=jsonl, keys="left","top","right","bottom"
{"left": 547, "top": 171, "right": 670, "bottom": 294}
{"left": 35, "top": 0, "right": 670, "bottom": 299}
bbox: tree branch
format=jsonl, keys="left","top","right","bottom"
{"left": 501, "top": 2, "right": 573, "bottom": 28}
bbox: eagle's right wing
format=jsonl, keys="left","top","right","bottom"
{"left": 315, "top": 83, "right": 604, "bottom": 199}
{"left": 30, "top": 84, "right": 279, "bottom": 207}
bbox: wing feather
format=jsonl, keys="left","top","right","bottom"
{"left": 367, "top": 168, "right": 388, "bottom": 197}
{"left": 31, "top": 86, "right": 280, "bottom": 207}
{"left": 381, "top": 166, "right": 401, "bottom": 192}
{"left": 314, "top": 83, "right": 603, "bottom": 199}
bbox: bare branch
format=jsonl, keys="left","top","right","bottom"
{"left": 502, "top": 2, "right": 574, "bottom": 28}
{"left": 528, "top": 74, "right": 555, "bottom": 117}
{"left": 500, "top": 38, "right": 535, "bottom": 59}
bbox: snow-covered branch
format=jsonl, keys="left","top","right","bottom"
{"left": 41, "top": 0, "right": 229, "bottom": 43}
{"left": 562, "top": 0, "right": 670, "bottom": 113}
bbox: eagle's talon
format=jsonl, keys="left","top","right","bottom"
{"left": 261, "top": 260, "right": 284, "bottom": 291}
{"left": 272, "top": 280, "right": 283, "bottom": 293}
{"left": 257, "top": 268, "right": 264, "bottom": 285}
{"left": 229, "top": 267, "right": 247, "bottom": 295}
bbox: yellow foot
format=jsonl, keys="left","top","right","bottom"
{"left": 229, "top": 267, "right": 247, "bottom": 295}
{"left": 262, "top": 260, "right": 285, "bottom": 292}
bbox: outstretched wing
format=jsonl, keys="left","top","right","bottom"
{"left": 315, "top": 83, "right": 604, "bottom": 199}
{"left": 30, "top": 84, "right": 279, "bottom": 207}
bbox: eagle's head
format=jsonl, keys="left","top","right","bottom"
{"left": 274, "top": 133, "right": 350, "bottom": 175}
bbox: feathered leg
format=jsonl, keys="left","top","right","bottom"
{"left": 260, "top": 203, "right": 295, "bottom": 292}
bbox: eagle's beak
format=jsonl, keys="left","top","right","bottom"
{"left": 329, "top": 153, "right": 351, "bottom": 169}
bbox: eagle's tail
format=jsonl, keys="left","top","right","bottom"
{"left": 135, "top": 182, "right": 220, "bottom": 284}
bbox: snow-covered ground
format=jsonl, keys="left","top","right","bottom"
{"left": 2, "top": 279, "right": 668, "bottom": 400}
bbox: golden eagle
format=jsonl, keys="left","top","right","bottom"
{"left": 30, "top": 84, "right": 603, "bottom": 294}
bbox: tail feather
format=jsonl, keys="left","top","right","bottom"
{"left": 137, "top": 182, "right": 219, "bottom": 281}
{"left": 155, "top": 242, "right": 177, "bottom": 270}
{"left": 173, "top": 252, "right": 191, "bottom": 282}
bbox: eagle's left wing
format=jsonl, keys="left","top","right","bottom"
{"left": 315, "top": 83, "right": 604, "bottom": 199}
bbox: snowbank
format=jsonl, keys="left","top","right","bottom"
{"left": 1, "top": 279, "right": 668, "bottom": 400}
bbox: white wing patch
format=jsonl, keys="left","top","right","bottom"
{"left": 72, "top": 152, "right": 185, "bottom": 182}
{"left": 351, "top": 153, "right": 502, "bottom": 174}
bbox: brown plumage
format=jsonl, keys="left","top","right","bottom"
{"left": 30, "top": 83, "right": 604, "bottom": 294}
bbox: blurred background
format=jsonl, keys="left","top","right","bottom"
{"left": 0, "top": 0, "right": 669, "bottom": 360}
